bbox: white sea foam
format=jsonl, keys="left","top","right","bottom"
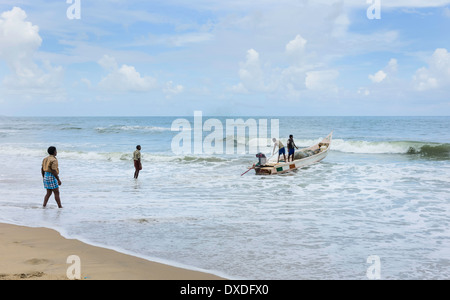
{"left": 95, "top": 125, "right": 173, "bottom": 133}
{"left": 0, "top": 139, "right": 447, "bottom": 163}
{"left": 331, "top": 139, "right": 413, "bottom": 154}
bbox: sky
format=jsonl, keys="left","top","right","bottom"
{"left": 0, "top": 0, "right": 449, "bottom": 116}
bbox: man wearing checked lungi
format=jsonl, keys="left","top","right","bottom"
{"left": 41, "top": 146, "right": 63, "bottom": 208}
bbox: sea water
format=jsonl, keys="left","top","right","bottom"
{"left": 0, "top": 116, "right": 449, "bottom": 279}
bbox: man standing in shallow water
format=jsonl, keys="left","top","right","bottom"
{"left": 272, "top": 138, "right": 286, "bottom": 163}
{"left": 41, "top": 146, "right": 62, "bottom": 208}
{"left": 133, "top": 145, "right": 142, "bottom": 179}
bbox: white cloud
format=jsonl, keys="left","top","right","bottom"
{"left": 231, "top": 34, "right": 340, "bottom": 98}
{"left": 359, "top": 58, "right": 400, "bottom": 98}
{"left": 280, "top": 65, "right": 309, "bottom": 91}
{"left": 444, "top": 7, "right": 450, "bottom": 17}
{"left": 380, "top": 0, "right": 450, "bottom": 7}
{"left": 233, "top": 48, "right": 268, "bottom": 92}
{"left": 387, "top": 58, "right": 398, "bottom": 73}
{"left": 98, "top": 55, "right": 157, "bottom": 92}
{"left": 0, "top": 7, "right": 41, "bottom": 63}
{"left": 358, "top": 87, "right": 370, "bottom": 96}
{"left": 330, "top": 4, "right": 350, "bottom": 38}
{"left": 80, "top": 78, "right": 92, "bottom": 88}
{"left": 162, "top": 32, "right": 214, "bottom": 47}
{"left": 413, "top": 48, "right": 450, "bottom": 91}
{"left": 161, "top": 0, "right": 450, "bottom": 11}
{"left": 369, "top": 70, "right": 387, "bottom": 83}
{"left": 285, "top": 34, "right": 309, "bottom": 67}
{"left": 305, "top": 70, "right": 339, "bottom": 91}
{"left": 369, "top": 58, "right": 398, "bottom": 83}
{"left": 163, "top": 81, "right": 184, "bottom": 97}
{"left": 414, "top": 72, "right": 438, "bottom": 91}
{"left": 320, "top": 0, "right": 450, "bottom": 8}
{"left": 0, "top": 7, "right": 65, "bottom": 100}
{"left": 285, "top": 34, "right": 307, "bottom": 55}
{"left": 229, "top": 82, "right": 247, "bottom": 94}
{"left": 98, "top": 54, "right": 118, "bottom": 71}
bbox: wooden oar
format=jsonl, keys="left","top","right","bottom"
{"left": 241, "top": 165, "right": 255, "bottom": 176}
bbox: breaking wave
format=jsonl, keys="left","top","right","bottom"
{"left": 95, "top": 125, "right": 172, "bottom": 133}
{"left": 215, "top": 137, "right": 450, "bottom": 159}
{"left": 331, "top": 139, "right": 450, "bottom": 159}
{"left": 1, "top": 139, "right": 448, "bottom": 163}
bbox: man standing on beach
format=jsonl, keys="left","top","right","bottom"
{"left": 41, "top": 146, "right": 63, "bottom": 208}
{"left": 133, "top": 145, "right": 142, "bottom": 179}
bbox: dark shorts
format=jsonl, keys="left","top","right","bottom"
{"left": 43, "top": 172, "right": 58, "bottom": 190}
{"left": 134, "top": 160, "right": 142, "bottom": 170}
{"left": 279, "top": 147, "right": 285, "bottom": 155}
{"left": 288, "top": 148, "right": 295, "bottom": 155}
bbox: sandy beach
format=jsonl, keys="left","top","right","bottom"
{"left": 0, "top": 223, "right": 224, "bottom": 280}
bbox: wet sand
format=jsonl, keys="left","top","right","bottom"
{"left": 0, "top": 223, "right": 225, "bottom": 280}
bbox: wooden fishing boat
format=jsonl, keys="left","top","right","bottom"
{"left": 254, "top": 132, "right": 333, "bottom": 175}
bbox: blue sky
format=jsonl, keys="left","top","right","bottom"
{"left": 0, "top": 0, "right": 449, "bottom": 116}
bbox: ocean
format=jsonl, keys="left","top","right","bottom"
{"left": 0, "top": 116, "right": 449, "bottom": 279}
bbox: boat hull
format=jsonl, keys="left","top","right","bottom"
{"left": 254, "top": 132, "right": 332, "bottom": 175}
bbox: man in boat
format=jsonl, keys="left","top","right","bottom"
{"left": 312, "top": 143, "right": 326, "bottom": 154}
{"left": 272, "top": 138, "right": 286, "bottom": 163}
{"left": 287, "top": 135, "right": 299, "bottom": 162}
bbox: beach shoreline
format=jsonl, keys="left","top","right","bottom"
{"left": 0, "top": 222, "right": 225, "bottom": 280}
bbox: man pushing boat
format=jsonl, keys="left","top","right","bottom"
{"left": 272, "top": 138, "right": 286, "bottom": 163}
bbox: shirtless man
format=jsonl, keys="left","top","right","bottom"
{"left": 272, "top": 138, "right": 286, "bottom": 163}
